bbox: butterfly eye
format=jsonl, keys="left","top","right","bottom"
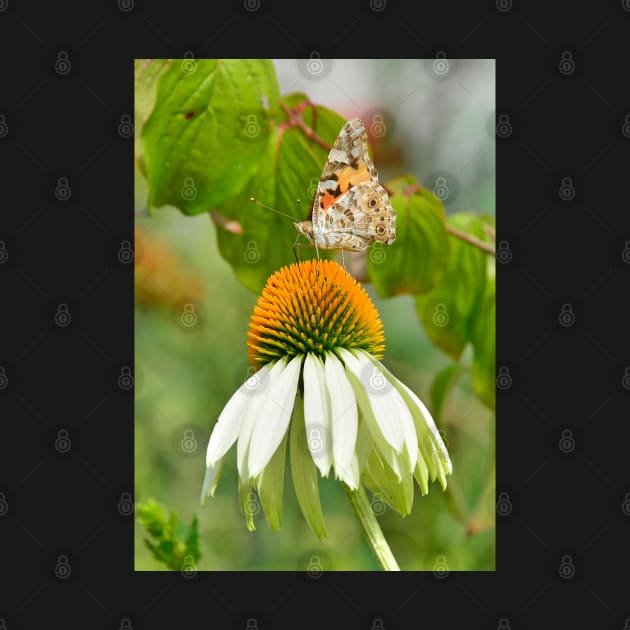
{"left": 369, "top": 198, "right": 377, "bottom": 207}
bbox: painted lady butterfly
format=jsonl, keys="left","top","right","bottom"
{"left": 294, "top": 118, "right": 396, "bottom": 252}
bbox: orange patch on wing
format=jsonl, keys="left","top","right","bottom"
{"left": 319, "top": 163, "right": 371, "bottom": 211}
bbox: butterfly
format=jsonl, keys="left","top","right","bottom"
{"left": 293, "top": 118, "right": 396, "bottom": 252}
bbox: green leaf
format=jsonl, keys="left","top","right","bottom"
{"left": 134, "top": 59, "right": 170, "bottom": 130}
{"left": 136, "top": 498, "right": 201, "bottom": 571}
{"left": 214, "top": 99, "right": 345, "bottom": 293}
{"left": 142, "top": 59, "right": 280, "bottom": 214}
{"left": 257, "top": 431, "right": 288, "bottom": 532}
{"left": 415, "top": 212, "right": 491, "bottom": 360}
{"left": 470, "top": 270, "right": 496, "bottom": 410}
{"left": 368, "top": 177, "right": 449, "bottom": 297}
{"left": 429, "top": 363, "right": 468, "bottom": 422}
{"left": 289, "top": 396, "right": 328, "bottom": 540}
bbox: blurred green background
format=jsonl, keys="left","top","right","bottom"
{"left": 134, "top": 59, "right": 495, "bottom": 571}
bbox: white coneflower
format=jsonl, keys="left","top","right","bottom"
{"left": 201, "top": 259, "right": 451, "bottom": 550}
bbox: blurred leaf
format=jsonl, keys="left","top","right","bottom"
{"left": 369, "top": 177, "right": 449, "bottom": 297}
{"left": 214, "top": 97, "right": 344, "bottom": 293}
{"left": 136, "top": 498, "right": 200, "bottom": 571}
{"left": 467, "top": 462, "right": 495, "bottom": 535}
{"left": 415, "top": 212, "right": 491, "bottom": 360}
{"left": 470, "top": 270, "right": 496, "bottom": 410}
{"left": 443, "top": 474, "right": 471, "bottom": 527}
{"left": 430, "top": 363, "right": 467, "bottom": 422}
{"left": 142, "top": 59, "right": 279, "bottom": 214}
{"left": 134, "top": 59, "right": 170, "bottom": 130}
{"left": 134, "top": 59, "right": 171, "bottom": 178}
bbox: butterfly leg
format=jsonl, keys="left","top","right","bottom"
{"left": 293, "top": 233, "right": 302, "bottom": 263}
{"left": 340, "top": 248, "right": 346, "bottom": 270}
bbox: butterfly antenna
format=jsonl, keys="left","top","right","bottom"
{"left": 250, "top": 197, "right": 297, "bottom": 222}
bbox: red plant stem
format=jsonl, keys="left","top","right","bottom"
{"left": 278, "top": 101, "right": 332, "bottom": 152}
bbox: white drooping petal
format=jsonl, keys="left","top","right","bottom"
{"left": 370, "top": 353, "right": 452, "bottom": 483}
{"left": 356, "top": 350, "right": 418, "bottom": 472}
{"left": 397, "top": 379, "right": 452, "bottom": 475}
{"left": 200, "top": 457, "right": 225, "bottom": 506}
{"left": 247, "top": 354, "right": 302, "bottom": 478}
{"left": 205, "top": 363, "right": 272, "bottom": 467}
{"left": 340, "top": 350, "right": 408, "bottom": 453}
{"left": 324, "top": 352, "right": 359, "bottom": 488}
{"left": 237, "top": 360, "right": 285, "bottom": 480}
{"left": 302, "top": 353, "right": 332, "bottom": 477}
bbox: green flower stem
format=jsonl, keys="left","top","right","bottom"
{"left": 344, "top": 484, "right": 400, "bottom": 571}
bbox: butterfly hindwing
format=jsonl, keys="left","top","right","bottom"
{"left": 294, "top": 117, "right": 396, "bottom": 252}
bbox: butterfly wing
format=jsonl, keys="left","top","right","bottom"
{"left": 311, "top": 118, "right": 377, "bottom": 231}
{"left": 326, "top": 181, "right": 396, "bottom": 246}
